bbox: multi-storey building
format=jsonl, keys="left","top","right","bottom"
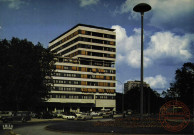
{"left": 47, "top": 24, "right": 116, "bottom": 113}
{"left": 124, "top": 80, "right": 150, "bottom": 94}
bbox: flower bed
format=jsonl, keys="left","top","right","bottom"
{"left": 93, "top": 117, "right": 162, "bottom": 128}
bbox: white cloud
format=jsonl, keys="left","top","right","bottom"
{"left": 145, "top": 75, "right": 167, "bottom": 89}
{"left": 79, "top": 0, "right": 99, "bottom": 7}
{"left": 149, "top": 0, "right": 194, "bottom": 27}
{"left": 112, "top": 25, "right": 152, "bottom": 68}
{"left": 145, "top": 32, "right": 194, "bottom": 62}
{"left": 112, "top": 25, "right": 194, "bottom": 68}
{"left": 0, "top": 0, "right": 26, "bottom": 9}
{"left": 117, "top": 0, "right": 194, "bottom": 28}
{"left": 112, "top": 25, "right": 143, "bottom": 68}
{"left": 116, "top": 82, "right": 123, "bottom": 93}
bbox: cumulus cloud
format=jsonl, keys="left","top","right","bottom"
{"left": 112, "top": 25, "right": 144, "bottom": 68}
{"left": 149, "top": 0, "right": 194, "bottom": 28}
{"left": 79, "top": 0, "right": 99, "bottom": 7}
{"left": 117, "top": 0, "right": 194, "bottom": 30}
{"left": 0, "top": 0, "right": 26, "bottom": 10}
{"left": 112, "top": 25, "right": 194, "bottom": 68}
{"left": 145, "top": 32, "right": 194, "bottom": 63}
{"left": 116, "top": 82, "right": 123, "bottom": 93}
{"left": 145, "top": 75, "right": 167, "bottom": 89}
{"left": 112, "top": 25, "right": 152, "bottom": 68}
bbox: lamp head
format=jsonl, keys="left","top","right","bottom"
{"left": 133, "top": 3, "right": 151, "bottom": 13}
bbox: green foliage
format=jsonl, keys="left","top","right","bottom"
{"left": 124, "top": 87, "right": 164, "bottom": 114}
{"left": 164, "top": 62, "right": 194, "bottom": 111}
{"left": 0, "top": 37, "right": 54, "bottom": 111}
{"left": 116, "top": 92, "right": 123, "bottom": 112}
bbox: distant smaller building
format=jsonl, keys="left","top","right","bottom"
{"left": 124, "top": 80, "right": 150, "bottom": 94}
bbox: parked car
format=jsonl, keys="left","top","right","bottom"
{"left": 51, "top": 112, "right": 58, "bottom": 118}
{"left": 77, "top": 113, "right": 93, "bottom": 120}
{"left": 56, "top": 112, "right": 63, "bottom": 118}
{"left": 75, "top": 112, "right": 82, "bottom": 117}
{"left": 90, "top": 112, "right": 98, "bottom": 116}
{"left": 0, "top": 111, "right": 13, "bottom": 120}
{"left": 62, "top": 114, "right": 75, "bottom": 120}
{"left": 102, "top": 112, "right": 113, "bottom": 118}
{"left": 97, "top": 112, "right": 103, "bottom": 116}
{"left": 1, "top": 111, "right": 31, "bottom": 123}
{"left": 42, "top": 112, "right": 53, "bottom": 119}
{"left": 35, "top": 112, "right": 53, "bottom": 119}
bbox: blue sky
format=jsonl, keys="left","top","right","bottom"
{"left": 0, "top": 0, "right": 194, "bottom": 94}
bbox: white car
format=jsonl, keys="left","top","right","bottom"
{"left": 56, "top": 112, "right": 63, "bottom": 118}
{"left": 77, "top": 113, "right": 93, "bottom": 120}
{"left": 75, "top": 112, "right": 82, "bottom": 117}
{"left": 90, "top": 112, "right": 98, "bottom": 116}
{"left": 62, "top": 114, "right": 75, "bottom": 120}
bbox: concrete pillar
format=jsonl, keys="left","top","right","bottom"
{"left": 54, "top": 107, "right": 57, "bottom": 113}
{"left": 90, "top": 107, "right": 92, "bottom": 112}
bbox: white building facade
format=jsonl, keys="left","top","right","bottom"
{"left": 47, "top": 24, "right": 116, "bottom": 113}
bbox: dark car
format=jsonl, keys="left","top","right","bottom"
{"left": 1, "top": 111, "right": 31, "bottom": 123}
{"left": 42, "top": 112, "right": 53, "bottom": 119}
{"left": 36, "top": 112, "right": 53, "bottom": 119}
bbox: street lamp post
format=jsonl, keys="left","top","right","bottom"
{"left": 133, "top": 3, "right": 151, "bottom": 118}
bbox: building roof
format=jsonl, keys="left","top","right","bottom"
{"left": 49, "top": 24, "right": 115, "bottom": 43}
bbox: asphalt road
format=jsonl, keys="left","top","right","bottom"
{"left": 2, "top": 123, "right": 87, "bottom": 135}
{"left": 0, "top": 117, "right": 193, "bottom": 135}
{"left": 0, "top": 118, "right": 114, "bottom": 135}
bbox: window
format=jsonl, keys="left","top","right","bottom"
{"left": 81, "top": 50, "right": 86, "bottom": 55}
{"left": 92, "top": 32, "right": 103, "bottom": 37}
{"left": 110, "top": 83, "right": 114, "bottom": 87}
{"left": 59, "top": 80, "right": 63, "bottom": 84}
{"left": 104, "top": 83, "right": 108, "bottom": 86}
{"left": 56, "top": 73, "right": 60, "bottom": 76}
{"left": 81, "top": 30, "right": 86, "bottom": 34}
{"left": 110, "top": 54, "right": 115, "bottom": 58}
{"left": 100, "top": 76, "right": 104, "bottom": 79}
{"left": 81, "top": 81, "right": 87, "bottom": 85}
{"left": 99, "top": 69, "right": 104, "bottom": 73}
{"left": 81, "top": 67, "right": 87, "bottom": 72}
{"left": 99, "top": 82, "right": 104, "bottom": 86}
{"left": 74, "top": 81, "right": 78, "bottom": 85}
{"left": 64, "top": 66, "right": 69, "bottom": 70}
{"left": 81, "top": 74, "right": 87, "bottom": 78}
{"left": 106, "top": 76, "right": 110, "bottom": 80}
{"left": 59, "top": 87, "right": 63, "bottom": 91}
{"left": 92, "top": 68, "right": 96, "bottom": 72}
{"left": 81, "top": 88, "right": 88, "bottom": 92}
{"left": 110, "top": 41, "right": 115, "bottom": 45}
{"left": 56, "top": 65, "right": 62, "bottom": 69}
{"left": 74, "top": 31, "right": 78, "bottom": 36}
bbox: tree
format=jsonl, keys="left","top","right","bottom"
{"left": 116, "top": 92, "right": 123, "bottom": 113}
{"left": 0, "top": 37, "right": 54, "bottom": 111}
{"left": 124, "top": 87, "right": 163, "bottom": 114}
{"left": 164, "top": 62, "right": 194, "bottom": 112}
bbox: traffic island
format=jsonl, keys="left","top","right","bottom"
{"left": 45, "top": 118, "right": 193, "bottom": 134}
